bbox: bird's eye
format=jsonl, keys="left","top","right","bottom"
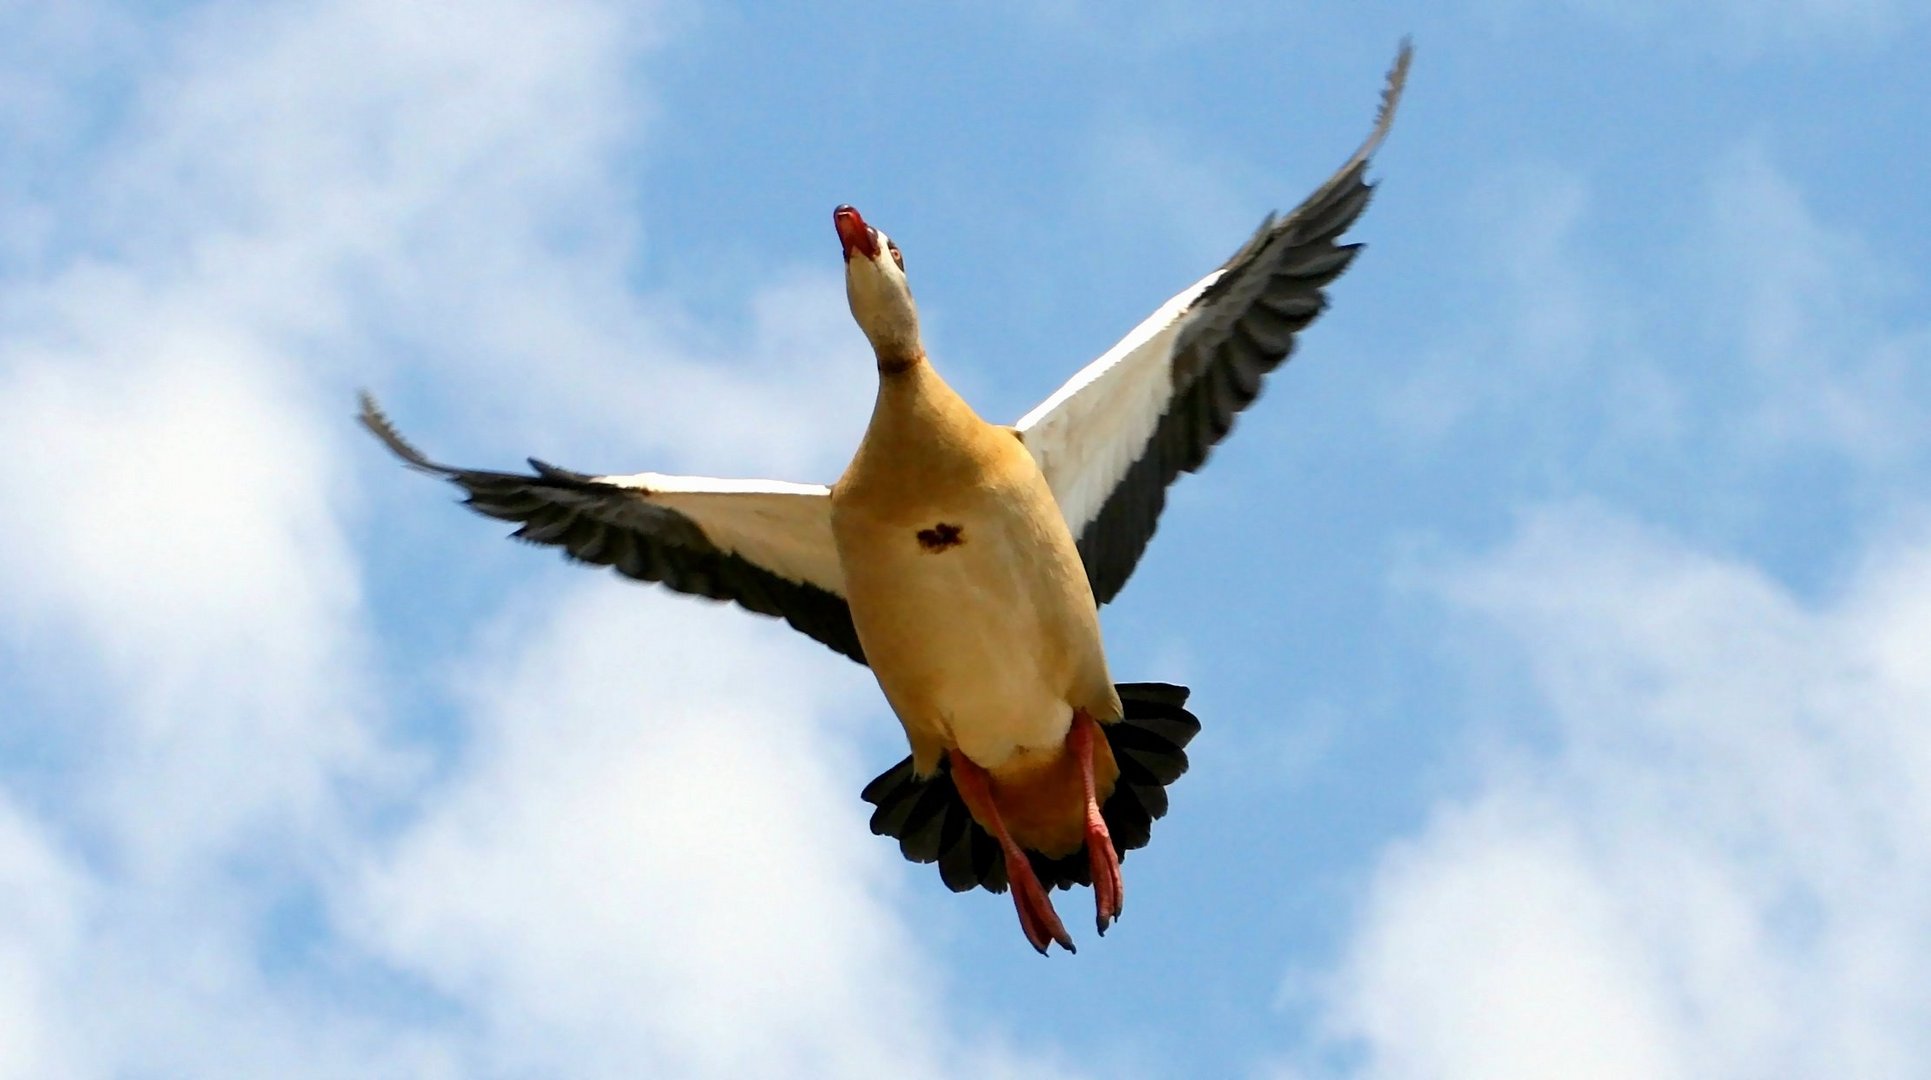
{"left": 888, "top": 241, "right": 904, "bottom": 271}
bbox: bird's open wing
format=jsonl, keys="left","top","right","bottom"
{"left": 1015, "top": 41, "right": 1409, "bottom": 604}
{"left": 359, "top": 393, "right": 866, "bottom": 664}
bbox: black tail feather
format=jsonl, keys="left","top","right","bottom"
{"left": 859, "top": 682, "right": 1201, "bottom": 894}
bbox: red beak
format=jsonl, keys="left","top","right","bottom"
{"left": 834, "top": 204, "right": 879, "bottom": 261}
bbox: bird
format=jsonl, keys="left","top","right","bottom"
{"left": 360, "top": 41, "right": 1409, "bottom": 955}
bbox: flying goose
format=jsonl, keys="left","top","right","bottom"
{"left": 361, "top": 42, "right": 1408, "bottom": 955}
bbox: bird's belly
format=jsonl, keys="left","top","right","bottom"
{"left": 836, "top": 506, "right": 1101, "bottom": 771}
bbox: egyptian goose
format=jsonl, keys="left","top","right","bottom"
{"left": 361, "top": 42, "right": 1408, "bottom": 955}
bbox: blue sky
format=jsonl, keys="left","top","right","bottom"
{"left": 3, "top": 2, "right": 1929, "bottom": 1077}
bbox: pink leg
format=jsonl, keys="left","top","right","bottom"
{"left": 1069, "top": 710, "right": 1122, "bottom": 934}
{"left": 949, "top": 749, "right": 1076, "bottom": 956}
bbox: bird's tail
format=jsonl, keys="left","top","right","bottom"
{"left": 859, "top": 682, "right": 1201, "bottom": 894}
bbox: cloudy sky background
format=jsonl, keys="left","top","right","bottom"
{"left": 2, "top": 2, "right": 1928, "bottom": 1077}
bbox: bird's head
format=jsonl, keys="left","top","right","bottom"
{"left": 834, "top": 204, "right": 921, "bottom": 368}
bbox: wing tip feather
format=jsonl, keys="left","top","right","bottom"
{"left": 357, "top": 390, "right": 455, "bottom": 477}
{"left": 1341, "top": 37, "right": 1413, "bottom": 179}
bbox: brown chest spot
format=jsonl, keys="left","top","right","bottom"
{"left": 915, "top": 522, "right": 965, "bottom": 552}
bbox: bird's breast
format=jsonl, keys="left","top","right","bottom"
{"left": 832, "top": 448, "right": 1114, "bottom": 772}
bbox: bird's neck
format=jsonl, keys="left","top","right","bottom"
{"left": 875, "top": 347, "right": 926, "bottom": 377}
{"left": 867, "top": 351, "right": 984, "bottom": 451}
{"left": 842, "top": 349, "right": 1006, "bottom": 504}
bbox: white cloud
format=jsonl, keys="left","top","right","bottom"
{"left": 0, "top": 337, "right": 376, "bottom": 875}
{"left": 1292, "top": 503, "right": 1931, "bottom": 1078}
{"left": 1698, "top": 146, "right": 1931, "bottom": 467}
{"left": 0, "top": 1, "right": 1061, "bottom": 1075}
{"left": 1378, "top": 162, "right": 1681, "bottom": 454}
{"left": 0, "top": 796, "right": 87, "bottom": 1080}
{"left": 1380, "top": 149, "right": 1929, "bottom": 488}
{"left": 348, "top": 582, "right": 1048, "bottom": 1078}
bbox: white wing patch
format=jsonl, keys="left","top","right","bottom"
{"left": 592, "top": 473, "right": 846, "bottom": 596}
{"left": 1014, "top": 271, "right": 1220, "bottom": 536}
